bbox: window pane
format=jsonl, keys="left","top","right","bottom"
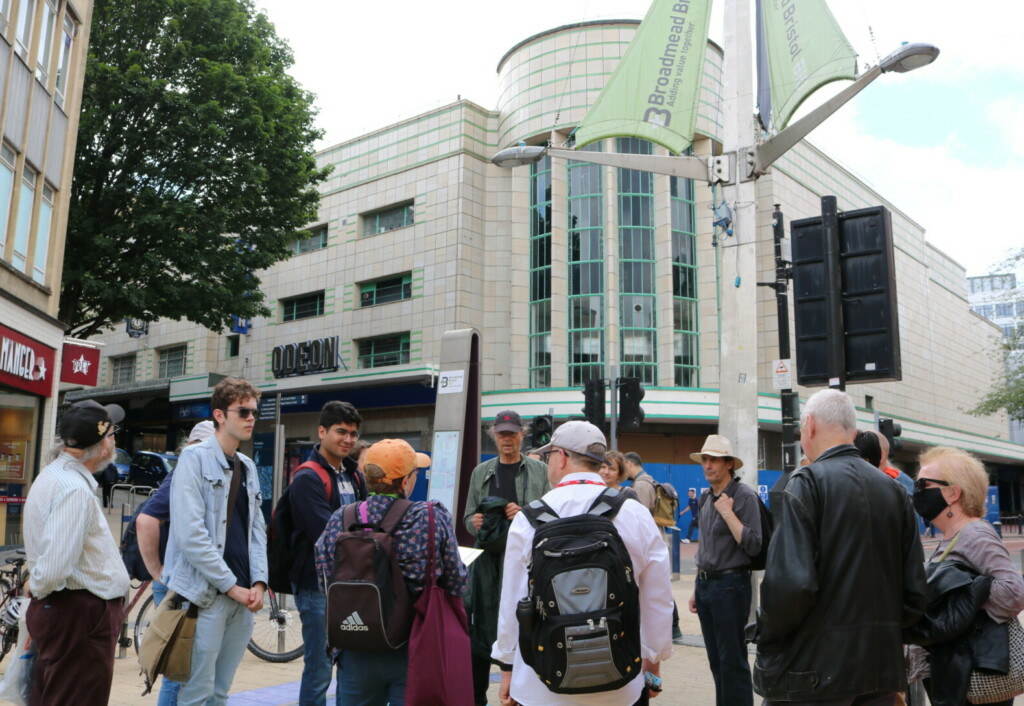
{"left": 12, "top": 178, "right": 35, "bottom": 273}
{"left": 32, "top": 197, "right": 51, "bottom": 283}
{"left": 54, "top": 15, "right": 75, "bottom": 105}
{"left": 358, "top": 334, "right": 410, "bottom": 368}
{"left": 363, "top": 203, "right": 413, "bottom": 235}
{"left": 282, "top": 292, "right": 324, "bottom": 321}
{"left": 15, "top": 0, "right": 35, "bottom": 58}
{"left": 35, "top": 0, "right": 57, "bottom": 82}
{"left": 112, "top": 355, "right": 136, "bottom": 384}
{"left": 0, "top": 157, "right": 13, "bottom": 253}
{"left": 158, "top": 346, "right": 186, "bottom": 378}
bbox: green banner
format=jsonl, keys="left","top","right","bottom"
{"left": 758, "top": 0, "right": 857, "bottom": 131}
{"left": 574, "top": 0, "right": 712, "bottom": 155}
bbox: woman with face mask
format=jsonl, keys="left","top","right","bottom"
{"left": 906, "top": 446, "right": 1024, "bottom": 706}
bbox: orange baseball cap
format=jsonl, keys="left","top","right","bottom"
{"left": 363, "top": 439, "right": 431, "bottom": 481}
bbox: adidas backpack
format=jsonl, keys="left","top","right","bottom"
{"left": 516, "top": 487, "right": 642, "bottom": 694}
{"left": 324, "top": 498, "right": 414, "bottom": 652}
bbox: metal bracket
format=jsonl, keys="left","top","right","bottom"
{"left": 711, "top": 154, "right": 733, "bottom": 185}
{"left": 740, "top": 148, "right": 758, "bottom": 182}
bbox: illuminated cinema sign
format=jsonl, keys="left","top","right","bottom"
{"left": 271, "top": 336, "right": 339, "bottom": 378}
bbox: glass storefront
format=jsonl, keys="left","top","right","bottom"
{"left": 0, "top": 389, "right": 41, "bottom": 546}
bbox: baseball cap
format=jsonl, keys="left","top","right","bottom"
{"left": 188, "top": 420, "right": 216, "bottom": 444}
{"left": 60, "top": 400, "right": 125, "bottom": 449}
{"left": 363, "top": 439, "right": 431, "bottom": 481}
{"left": 535, "top": 420, "right": 607, "bottom": 463}
{"left": 492, "top": 410, "right": 524, "bottom": 433}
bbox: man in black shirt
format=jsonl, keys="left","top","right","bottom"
{"left": 462, "top": 410, "right": 548, "bottom": 706}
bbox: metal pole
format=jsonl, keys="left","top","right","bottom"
{"left": 609, "top": 365, "right": 618, "bottom": 451}
{"left": 821, "top": 196, "right": 846, "bottom": 391}
{"left": 770, "top": 206, "right": 800, "bottom": 473}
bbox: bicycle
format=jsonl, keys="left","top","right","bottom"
{"left": 134, "top": 585, "right": 303, "bottom": 663}
{"left": 0, "top": 548, "right": 29, "bottom": 665}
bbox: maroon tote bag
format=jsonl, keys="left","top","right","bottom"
{"left": 405, "top": 502, "right": 473, "bottom": 706}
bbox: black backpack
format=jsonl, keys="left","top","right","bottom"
{"left": 325, "top": 499, "right": 414, "bottom": 652}
{"left": 267, "top": 462, "right": 332, "bottom": 595}
{"left": 120, "top": 498, "right": 167, "bottom": 582}
{"left": 699, "top": 481, "right": 774, "bottom": 571}
{"left": 516, "top": 488, "right": 641, "bottom": 694}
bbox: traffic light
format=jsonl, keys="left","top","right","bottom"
{"left": 618, "top": 377, "right": 645, "bottom": 429}
{"left": 582, "top": 379, "right": 606, "bottom": 428}
{"left": 530, "top": 414, "right": 553, "bottom": 448}
{"left": 879, "top": 417, "right": 902, "bottom": 454}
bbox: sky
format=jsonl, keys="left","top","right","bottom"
{"left": 255, "top": 0, "right": 1023, "bottom": 277}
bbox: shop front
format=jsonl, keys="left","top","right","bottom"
{"left": 0, "top": 323, "right": 57, "bottom": 546}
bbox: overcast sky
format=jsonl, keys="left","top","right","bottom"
{"left": 255, "top": 0, "right": 1023, "bottom": 277}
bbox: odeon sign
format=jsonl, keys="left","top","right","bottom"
{"left": 271, "top": 336, "right": 339, "bottom": 379}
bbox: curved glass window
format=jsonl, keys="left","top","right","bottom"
{"left": 529, "top": 156, "right": 552, "bottom": 387}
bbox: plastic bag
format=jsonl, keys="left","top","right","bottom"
{"left": 0, "top": 598, "right": 35, "bottom": 706}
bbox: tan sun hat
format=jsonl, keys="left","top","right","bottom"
{"left": 689, "top": 434, "right": 744, "bottom": 470}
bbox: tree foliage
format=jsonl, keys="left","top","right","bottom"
{"left": 60, "top": 0, "right": 329, "bottom": 338}
{"left": 969, "top": 247, "right": 1024, "bottom": 423}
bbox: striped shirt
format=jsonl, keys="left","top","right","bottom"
{"left": 24, "top": 452, "right": 130, "bottom": 600}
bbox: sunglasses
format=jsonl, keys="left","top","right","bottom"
{"left": 226, "top": 407, "right": 258, "bottom": 419}
{"left": 913, "top": 477, "right": 951, "bottom": 493}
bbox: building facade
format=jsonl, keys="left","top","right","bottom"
{"left": 0, "top": 0, "right": 94, "bottom": 543}
{"left": 68, "top": 21, "right": 1023, "bottom": 510}
{"left": 967, "top": 272, "right": 1023, "bottom": 445}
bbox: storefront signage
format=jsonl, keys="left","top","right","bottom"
{"left": 60, "top": 343, "right": 101, "bottom": 386}
{"left": 0, "top": 324, "right": 56, "bottom": 397}
{"left": 257, "top": 394, "right": 309, "bottom": 420}
{"left": 271, "top": 337, "right": 338, "bottom": 378}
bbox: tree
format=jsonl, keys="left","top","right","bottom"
{"left": 969, "top": 247, "right": 1024, "bottom": 423}
{"left": 60, "top": 0, "right": 329, "bottom": 338}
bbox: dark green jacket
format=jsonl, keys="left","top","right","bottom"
{"left": 462, "top": 455, "right": 548, "bottom": 536}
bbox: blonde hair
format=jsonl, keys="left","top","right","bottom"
{"left": 918, "top": 446, "right": 989, "bottom": 518}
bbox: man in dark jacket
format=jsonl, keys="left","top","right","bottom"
{"left": 290, "top": 400, "right": 367, "bottom": 705}
{"left": 751, "top": 389, "right": 927, "bottom": 705}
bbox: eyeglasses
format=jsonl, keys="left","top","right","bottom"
{"left": 105, "top": 425, "right": 120, "bottom": 438}
{"left": 542, "top": 448, "right": 566, "bottom": 463}
{"left": 914, "top": 477, "right": 951, "bottom": 493}
{"left": 226, "top": 407, "right": 258, "bottom": 419}
{"left": 335, "top": 430, "right": 360, "bottom": 440}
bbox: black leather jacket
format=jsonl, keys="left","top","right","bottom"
{"left": 905, "top": 561, "right": 1003, "bottom": 706}
{"left": 751, "top": 445, "right": 927, "bottom": 701}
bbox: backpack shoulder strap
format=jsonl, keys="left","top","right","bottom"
{"left": 587, "top": 487, "right": 628, "bottom": 520}
{"left": 378, "top": 498, "right": 414, "bottom": 534}
{"left": 698, "top": 489, "right": 711, "bottom": 511}
{"left": 296, "top": 461, "right": 333, "bottom": 502}
{"left": 341, "top": 502, "right": 360, "bottom": 532}
{"left": 521, "top": 498, "right": 560, "bottom": 528}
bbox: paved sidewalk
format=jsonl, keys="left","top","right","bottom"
{"left": 11, "top": 504, "right": 1024, "bottom": 704}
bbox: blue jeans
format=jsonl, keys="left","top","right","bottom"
{"left": 294, "top": 588, "right": 332, "bottom": 705}
{"left": 177, "top": 592, "right": 254, "bottom": 706}
{"left": 151, "top": 581, "right": 181, "bottom": 706}
{"left": 695, "top": 571, "right": 754, "bottom": 706}
{"left": 336, "top": 646, "right": 408, "bottom": 706}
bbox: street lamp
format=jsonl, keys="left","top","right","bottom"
{"left": 490, "top": 32, "right": 937, "bottom": 488}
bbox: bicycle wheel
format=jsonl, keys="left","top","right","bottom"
{"left": 134, "top": 593, "right": 156, "bottom": 656}
{"left": 247, "top": 591, "right": 303, "bottom": 662}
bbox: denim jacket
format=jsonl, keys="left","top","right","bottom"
{"left": 163, "top": 435, "right": 268, "bottom": 609}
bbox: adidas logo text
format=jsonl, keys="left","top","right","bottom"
{"left": 339, "top": 611, "right": 369, "bottom": 631}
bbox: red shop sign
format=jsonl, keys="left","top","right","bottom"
{"left": 0, "top": 324, "right": 56, "bottom": 397}
{"left": 60, "top": 342, "right": 101, "bottom": 387}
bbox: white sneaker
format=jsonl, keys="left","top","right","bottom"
{"left": 682, "top": 539, "right": 691, "bottom": 544}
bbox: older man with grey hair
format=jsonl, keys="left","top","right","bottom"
{"left": 24, "top": 400, "right": 131, "bottom": 706}
{"left": 750, "top": 389, "right": 926, "bottom": 705}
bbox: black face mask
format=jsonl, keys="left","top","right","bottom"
{"left": 913, "top": 487, "right": 948, "bottom": 522}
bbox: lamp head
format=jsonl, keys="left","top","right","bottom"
{"left": 880, "top": 42, "right": 939, "bottom": 74}
{"left": 491, "top": 145, "right": 548, "bottom": 168}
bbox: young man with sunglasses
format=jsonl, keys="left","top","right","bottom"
{"left": 163, "top": 377, "right": 268, "bottom": 705}
{"left": 24, "top": 400, "right": 130, "bottom": 706}
{"left": 289, "top": 400, "right": 367, "bottom": 705}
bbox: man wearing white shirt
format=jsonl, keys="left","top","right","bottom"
{"left": 24, "top": 399, "right": 131, "bottom": 706}
{"left": 492, "top": 421, "right": 673, "bottom": 706}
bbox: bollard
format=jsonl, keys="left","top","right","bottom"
{"left": 668, "top": 526, "right": 681, "bottom": 581}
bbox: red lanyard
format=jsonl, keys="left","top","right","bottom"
{"left": 557, "top": 479, "right": 606, "bottom": 488}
